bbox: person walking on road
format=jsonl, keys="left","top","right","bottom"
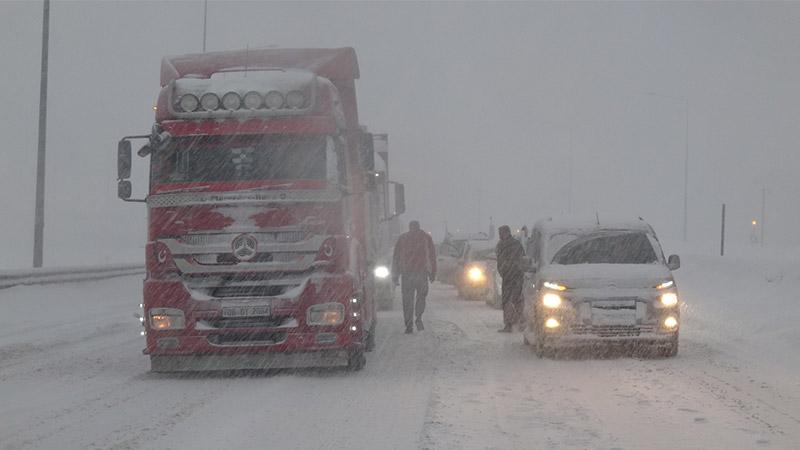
{"left": 496, "top": 225, "right": 525, "bottom": 332}
{"left": 392, "top": 220, "right": 437, "bottom": 334}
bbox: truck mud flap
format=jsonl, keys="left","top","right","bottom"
{"left": 150, "top": 350, "right": 350, "bottom": 372}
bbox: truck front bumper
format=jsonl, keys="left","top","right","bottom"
{"left": 150, "top": 349, "right": 351, "bottom": 372}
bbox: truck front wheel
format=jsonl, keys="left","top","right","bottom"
{"left": 347, "top": 350, "right": 366, "bottom": 371}
{"left": 365, "top": 320, "right": 376, "bottom": 352}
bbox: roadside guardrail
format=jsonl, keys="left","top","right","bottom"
{"left": 0, "top": 263, "right": 145, "bottom": 289}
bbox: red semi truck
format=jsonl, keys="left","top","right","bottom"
{"left": 117, "top": 48, "right": 404, "bottom": 371}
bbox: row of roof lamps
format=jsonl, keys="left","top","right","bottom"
{"left": 175, "top": 90, "right": 308, "bottom": 113}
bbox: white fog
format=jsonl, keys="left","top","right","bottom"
{"left": 1, "top": 1, "right": 799, "bottom": 449}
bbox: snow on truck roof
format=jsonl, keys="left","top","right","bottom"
{"left": 161, "top": 47, "right": 359, "bottom": 87}
{"left": 533, "top": 215, "right": 655, "bottom": 236}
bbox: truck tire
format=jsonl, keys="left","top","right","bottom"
{"left": 659, "top": 335, "right": 679, "bottom": 358}
{"left": 365, "top": 320, "right": 376, "bottom": 352}
{"left": 347, "top": 350, "right": 366, "bottom": 371}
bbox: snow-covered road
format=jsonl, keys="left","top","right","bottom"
{"left": 1, "top": 250, "right": 799, "bottom": 450}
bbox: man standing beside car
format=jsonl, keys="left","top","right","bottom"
{"left": 496, "top": 225, "right": 525, "bottom": 332}
{"left": 392, "top": 220, "right": 437, "bottom": 334}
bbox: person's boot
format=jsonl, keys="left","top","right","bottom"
{"left": 405, "top": 326, "right": 413, "bottom": 334}
{"left": 498, "top": 325, "right": 512, "bottom": 333}
{"left": 415, "top": 318, "right": 424, "bottom": 331}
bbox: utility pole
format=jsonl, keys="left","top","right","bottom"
{"left": 33, "top": 0, "right": 50, "bottom": 268}
{"left": 646, "top": 92, "right": 689, "bottom": 241}
{"left": 682, "top": 97, "right": 689, "bottom": 242}
{"left": 202, "top": 0, "right": 208, "bottom": 52}
{"left": 568, "top": 132, "right": 573, "bottom": 214}
{"left": 760, "top": 187, "right": 766, "bottom": 247}
{"left": 720, "top": 203, "right": 725, "bottom": 256}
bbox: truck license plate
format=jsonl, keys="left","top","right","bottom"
{"left": 222, "top": 305, "right": 270, "bottom": 318}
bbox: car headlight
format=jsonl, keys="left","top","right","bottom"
{"left": 656, "top": 280, "right": 674, "bottom": 290}
{"left": 543, "top": 281, "right": 567, "bottom": 291}
{"left": 307, "top": 303, "right": 345, "bottom": 326}
{"left": 660, "top": 292, "right": 678, "bottom": 307}
{"left": 149, "top": 308, "right": 186, "bottom": 330}
{"left": 542, "top": 293, "right": 562, "bottom": 308}
{"left": 374, "top": 265, "right": 390, "bottom": 279}
{"left": 467, "top": 266, "right": 485, "bottom": 282}
{"left": 545, "top": 317, "right": 561, "bottom": 328}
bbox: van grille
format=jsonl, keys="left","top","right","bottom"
{"left": 571, "top": 325, "right": 655, "bottom": 337}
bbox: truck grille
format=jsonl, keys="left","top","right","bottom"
{"left": 207, "top": 332, "right": 287, "bottom": 346}
{"left": 182, "top": 273, "right": 305, "bottom": 299}
{"left": 199, "top": 316, "right": 293, "bottom": 329}
{"left": 212, "top": 285, "right": 293, "bottom": 298}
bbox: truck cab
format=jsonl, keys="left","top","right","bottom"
{"left": 117, "top": 48, "right": 404, "bottom": 372}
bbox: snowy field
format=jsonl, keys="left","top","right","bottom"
{"left": 1, "top": 248, "right": 799, "bottom": 450}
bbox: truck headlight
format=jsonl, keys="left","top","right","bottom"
{"left": 374, "top": 265, "right": 390, "bottom": 279}
{"left": 542, "top": 293, "right": 562, "bottom": 308}
{"left": 149, "top": 308, "right": 186, "bottom": 330}
{"left": 307, "top": 303, "right": 345, "bottom": 326}
{"left": 265, "top": 90, "right": 284, "bottom": 109}
{"left": 660, "top": 292, "right": 678, "bottom": 307}
{"left": 178, "top": 94, "right": 199, "bottom": 112}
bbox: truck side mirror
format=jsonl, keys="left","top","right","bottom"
{"left": 667, "top": 254, "right": 681, "bottom": 271}
{"left": 118, "top": 180, "right": 132, "bottom": 200}
{"left": 394, "top": 183, "right": 406, "bottom": 215}
{"left": 118, "top": 140, "right": 132, "bottom": 179}
{"left": 360, "top": 132, "right": 375, "bottom": 172}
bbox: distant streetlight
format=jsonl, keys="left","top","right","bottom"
{"left": 646, "top": 91, "right": 689, "bottom": 242}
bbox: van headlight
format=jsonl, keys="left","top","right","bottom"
{"left": 374, "top": 265, "right": 390, "bottom": 279}
{"left": 542, "top": 293, "right": 562, "bottom": 308}
{"left": 660, "top": 292, "right": 678, "bottom": 307}
{"left": 307, "top": 303, "right": 345, "bottom": 326}
{"left": 149, "top": 308, "right": 186, "bottom": 330}
{"left": 543, "top": 281, "right": 567, "bottom": 291}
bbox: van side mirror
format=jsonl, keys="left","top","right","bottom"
{"left": 118, "top": 180, "right": 132, "bottom": 200}
{"left": 667, "top": 254, "right": 681, "bottom": 271}
{"left": 394, "top": 183, "right": 406, "bottom": 215}
{"left": 117, "top": 140, "right": 132, "bottom": 179}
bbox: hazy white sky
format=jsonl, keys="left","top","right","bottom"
{"left": 2, "top": 1, "right": 799, "bottom": 268}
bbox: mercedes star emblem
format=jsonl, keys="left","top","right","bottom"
{"left": 231, "top": 234, "right": 258, "bottom": 261}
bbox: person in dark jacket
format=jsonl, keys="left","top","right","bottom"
{"left": 392, "top": 220, "right": 437, "bottom": 333}
{"left": 496, "top": 225, "right": 525, "bottom": 332}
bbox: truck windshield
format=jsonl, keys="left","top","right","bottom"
{"left": 551, "top": 232, "right": 658, "bottom": 265}
{"left": 153, "top": 135, "right": 334, "bottom": 184}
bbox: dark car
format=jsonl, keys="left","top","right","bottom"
{"left": 454, "top": 240, "right": 502, "bottom": 306}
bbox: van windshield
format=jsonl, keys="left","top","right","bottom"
{"left": 551, "top": 232, "right": 658, "bottom": 265}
